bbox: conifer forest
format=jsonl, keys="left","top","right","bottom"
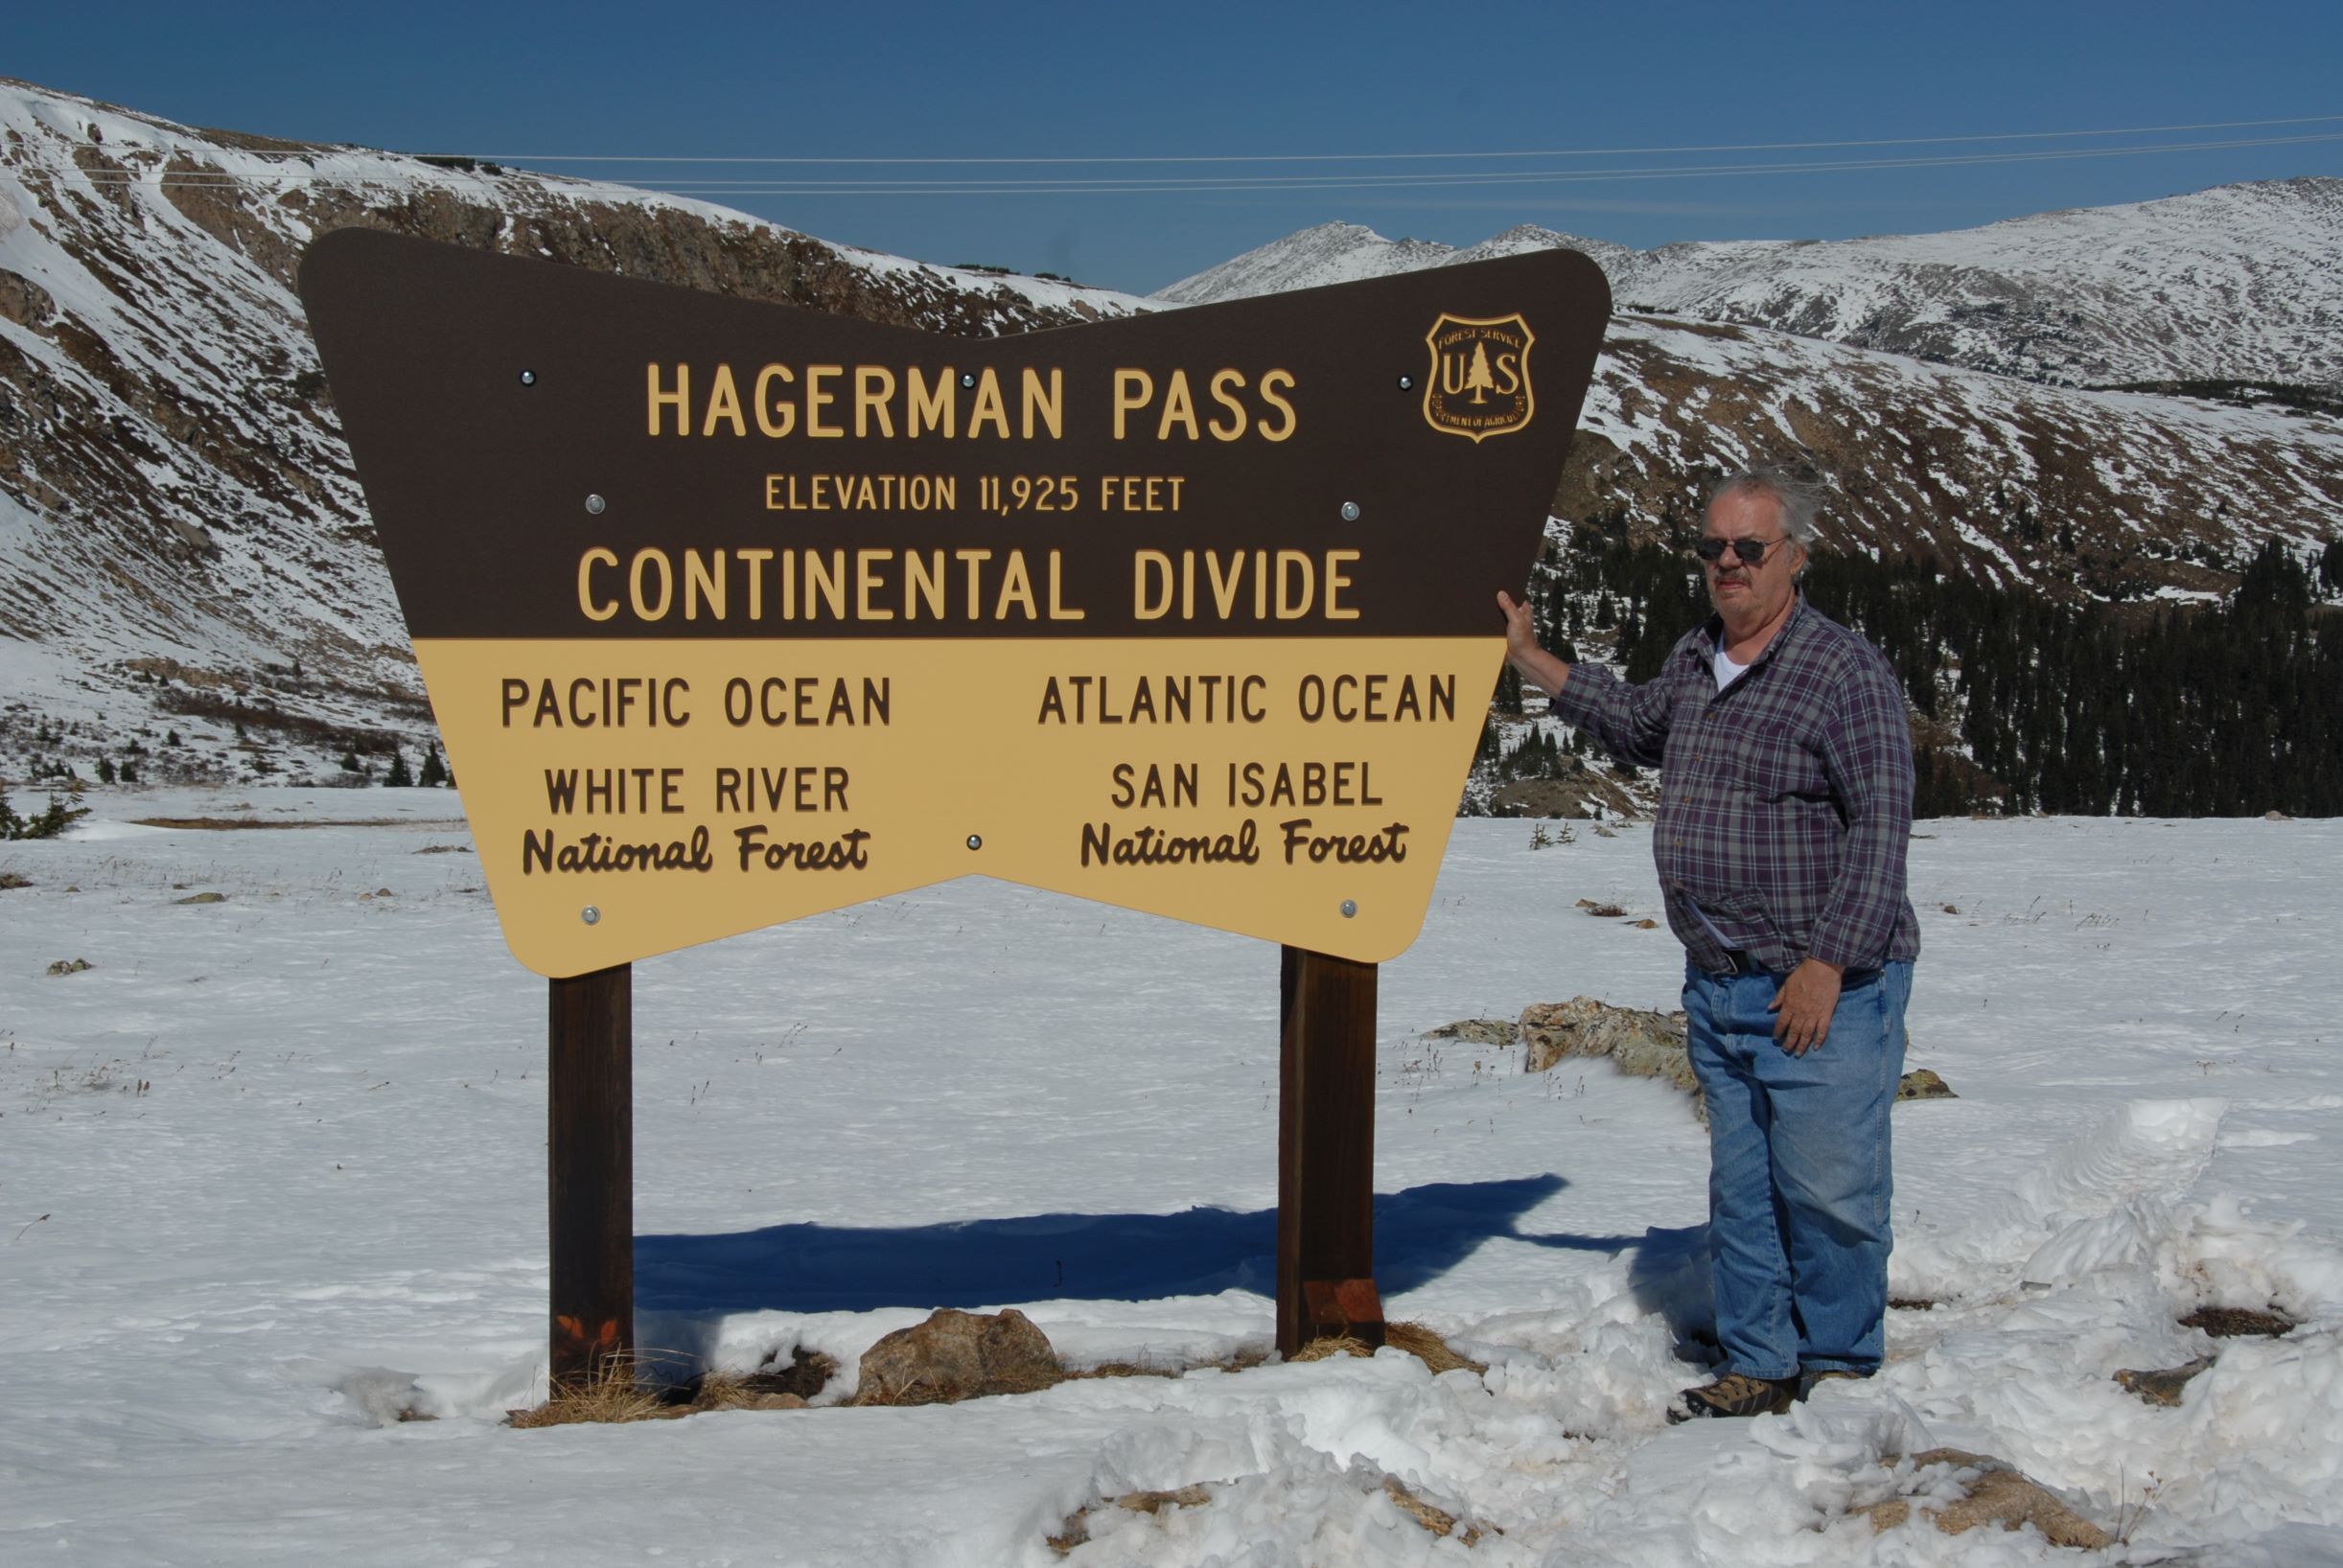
{"left": 1514, "top": 521, "right": 2343, "bottom": 820}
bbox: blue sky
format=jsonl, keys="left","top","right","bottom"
{"left": 12, "top": 1, "right": 2340, "bottom": 293}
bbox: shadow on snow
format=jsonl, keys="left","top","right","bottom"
{"left": 636, "top": 1173, "right": 1703, "bottom": 1318}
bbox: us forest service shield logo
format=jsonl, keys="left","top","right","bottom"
{"left": 1424, "top": 312, "right": 1536, "bottom": 442}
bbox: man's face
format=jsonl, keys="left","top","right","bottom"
{"left": 1701, "top": 488, "right": 1805, "bottom": 633}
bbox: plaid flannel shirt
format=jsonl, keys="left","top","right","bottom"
{"left": 1550, "top": 598, "right": 1920, "bottom": 975}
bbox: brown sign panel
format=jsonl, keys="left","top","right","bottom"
{"left": 300, "top": 231, "right": 1609, "bottom": 975}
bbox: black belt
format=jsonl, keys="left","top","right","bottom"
{"left": 1725, "top": 949, "right": 1769, "bottom": 976}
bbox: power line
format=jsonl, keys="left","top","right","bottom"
{"left": 586, "top": 133, "right": 2343, "bottom": 195}
{"left": 438, "top": 112, "right": 2343, "bottom": 167}
{"left": 26, "top": 128, "right": 2341, "bottom": 196}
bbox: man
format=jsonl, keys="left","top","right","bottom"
{"left": 1496, "top": 466, "right": 1919, "bottom": 1420}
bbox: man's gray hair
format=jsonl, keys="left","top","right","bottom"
{"left": 1705, "top": 465, "right": 1822, "bottom": 547}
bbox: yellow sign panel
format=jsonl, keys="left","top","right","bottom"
{"left": 299, "top": 232, "right": 1611, "bottom": 976}
{"left": 420, "top": 635, "right": 1491, "bottom": 972}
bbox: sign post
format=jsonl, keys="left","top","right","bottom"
{"left": 1278, "top": 945, "right": 1381, "bottom": 1354}
{"left": 299, "top": 232, "right": 1609, "bottom": 1372}
{"left": 547, "top": 963, "right": 633, "bottom": 1383}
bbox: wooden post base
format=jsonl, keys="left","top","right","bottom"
{"left": 1277, "top": 945, "right": 1380, "bottom": 1357}
{"left": 1302, "top": 1278, "right": 1387, "bottom": 1349}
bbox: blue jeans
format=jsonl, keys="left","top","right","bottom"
{"left": 1682, "top": 958, "right": 1913, "bottom": 1380}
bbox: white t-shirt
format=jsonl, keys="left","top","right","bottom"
{"left": 1699, "top": 646, "right": 1757, "bottom": 954}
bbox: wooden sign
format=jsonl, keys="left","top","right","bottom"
{"left": 300, "top": 232, "right": 1608, "bottom": 976}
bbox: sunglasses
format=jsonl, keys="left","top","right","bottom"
{"left": 1693, "top": 536, "right": 1789, "bottom": 565}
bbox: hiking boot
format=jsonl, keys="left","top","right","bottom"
{"left": 1670, "top": 1372, "right": 1798, "bottom": 1422}
{"left": 1799, "top": 1369, "right": 1868, "bottom": 1401}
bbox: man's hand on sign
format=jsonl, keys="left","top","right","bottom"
{"left": 1496, "top": 589, "right": 1537, "bottom": 656}
{"left": 1496, "top": 590, "right": 1571, "bottom": 699}
{"left": 1769, "top": 957, "right": 1844, "bottom": 1056}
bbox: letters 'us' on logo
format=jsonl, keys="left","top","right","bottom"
{"left": 1423, "top": 313, "right": 1536, "bottom": 442}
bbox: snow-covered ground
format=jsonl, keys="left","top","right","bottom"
{"left": 4, "top": 791, "right": 2339, "bottom": 1566}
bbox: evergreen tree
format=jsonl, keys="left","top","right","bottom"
{"left": 0, "top": 792, "right": 84, "bottom": 840}
{"left": 1553, "top": 526, "right": 2341, "bottom": 819}
{"left": 385, "top": 750, "right": 414, "bottom": 788}
{"left": 419, "top": 746, "right": 448, "bottom": 788}
{"left": 1464, "top": 342, "right": 1495, "bottom": 403}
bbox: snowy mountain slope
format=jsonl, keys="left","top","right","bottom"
{"left": 1157, "top": 179, "right": 2343, "bottom": 390}
{"left": 1617, "top": 178, "right": 2343, "bottom": 388}
{"left": 1561, "top": 312, "right": 2343, "bottom": 598}
{"left": 1148, "top": 220, "right": 1466, "bottom": 301}
{"left": 0, "top": 79, "right": 1146, "bottom": 776}
{"left": 1156, "top": 220, "right": 1635, "bottom": 305}
{"left": 1456, "top": 221, "right": 1639, "bottom": 277}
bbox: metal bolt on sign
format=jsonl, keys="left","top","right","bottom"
{"left": 1396, "top": 375, "right": 1413, "bottom": 390}
{"left": 518, "top": 369, "right": 537, "bottom": 385}
{"left": 1339, "top": 900, "right": 1357, "bottom": 918}
{"left": 965, "top": 834, "right": 983, "bottom": 850}
{"left": 581, "top": 906, "right": 601, "bottom": 926}
{"left": 584, "top": 495, "right": 607, "bottom": 516}
{"left": 1339, "top": 501, "right": 1361, "bottom": 522}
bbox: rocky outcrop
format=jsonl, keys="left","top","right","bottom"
{"left": 2115, "top": 1356, "right": 2215, "bottom": 1407}
{"left": 1435, "top": 999, "right": 1950, "bottom": 1125}
{"left": 851, "top": 1308, "right": 1063, "bottom": 1407}
{"left": 0, "top": 267, "right": 56, "bottom": 329}
{"left": 1897, "top": 1068, "right": 1957, "bottom": 1101}
{"left": 1865, "top": 1448, "right": 2110, "bottom": 1549}
{"left": 2181, "top": 1304, "right": 2295, "bottom": 1338}
{"left": 1519, "top": 997, "right": 1699, "bottom": 1097}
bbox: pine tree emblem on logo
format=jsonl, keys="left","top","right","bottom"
{"left": 1423, "top": 313, "right": 1536, "bottom": 441}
